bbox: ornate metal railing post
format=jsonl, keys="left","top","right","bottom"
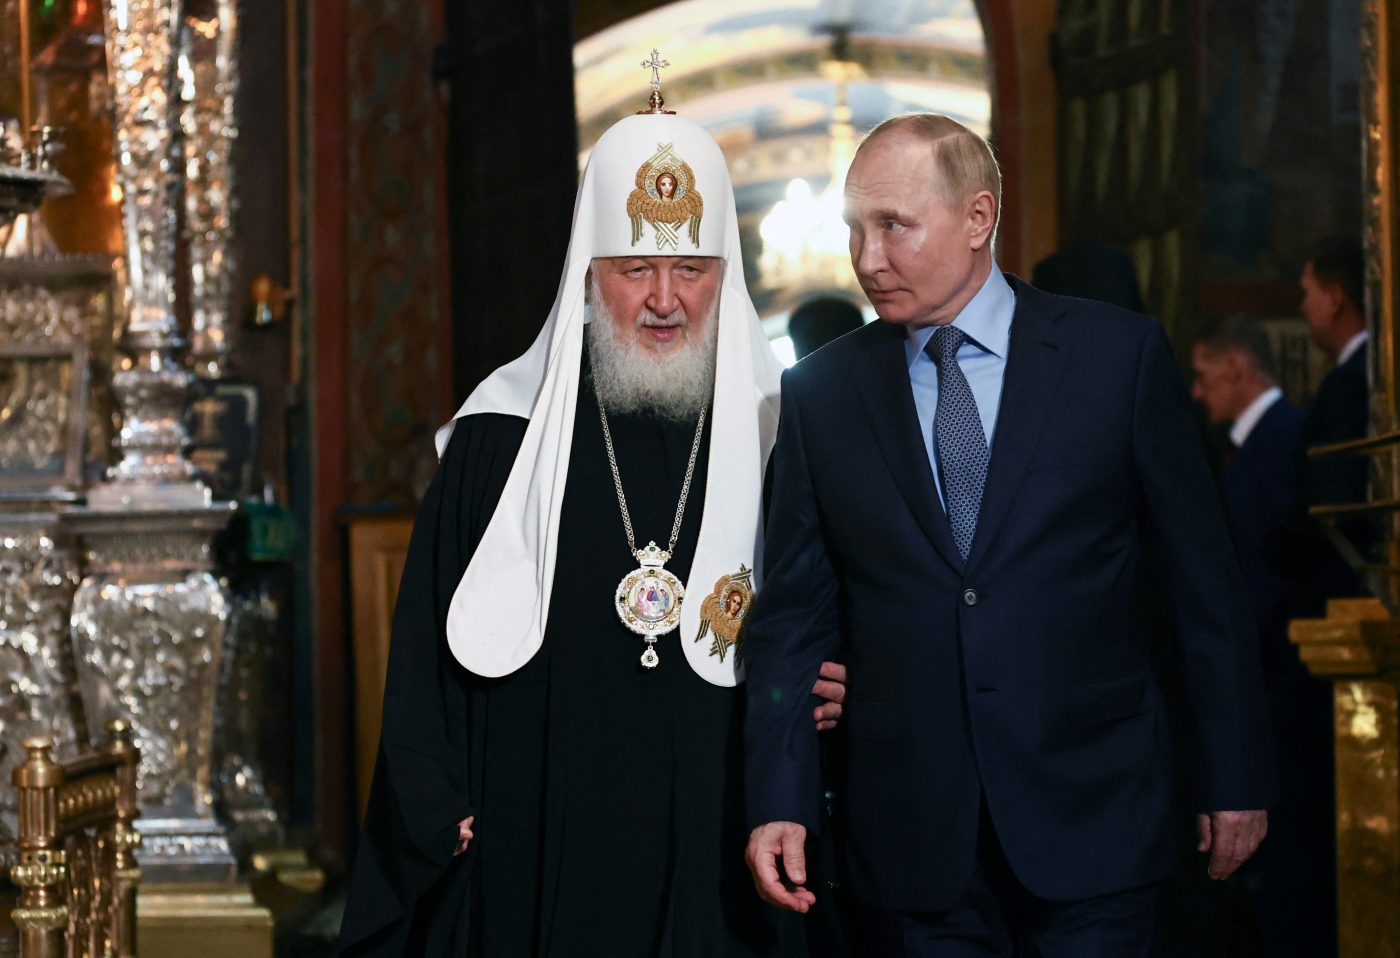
{"left": 10, "top": 738, "right": 68, "bottom": 958}
{"left": 108, "top": 718, "right": 142, "bottom": 958}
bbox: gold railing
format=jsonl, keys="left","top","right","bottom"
{"left": 1307, "top": 432, "right": 1400, "bottom": 610}
{"left": 10, "top": 720, "right": 141, "bottom": 958}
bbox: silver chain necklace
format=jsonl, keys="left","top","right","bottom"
{"left": 598, "top": 396, "right": 707, "bottom": 669}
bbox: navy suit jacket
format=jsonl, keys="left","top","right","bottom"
{"left": 744, "top": 277, "right": 1275, "bottom": 911}
{"left": 1299, "top": 345, "right": 1372, "bottom": 596}
{"left": 1300, "top": 345, "right": 1368, "bottom": 510}
{"left": 1222, "top": 397, "right": 1306, "bottom": 677}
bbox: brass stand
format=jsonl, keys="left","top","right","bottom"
{"left": 137, "top": 882, "right": 273, "bottom": 958}
{"left": 1291, "top": 598, "right": 1400, "bottom": 956}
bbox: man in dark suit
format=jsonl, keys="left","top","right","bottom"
{"left": 1190, "top": 317, "right": 1305, "bottom": 663}
{"left": 1298, "top": 237, "right": 1371, "bottom": 587}
{"left": 743, "top": 113, "right": 1275, "bottom": 956}
{"left": 1190, "top": 317, "right": 1336, "bottom": 957}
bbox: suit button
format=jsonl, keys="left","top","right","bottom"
{"left": 962, "top": 588, "right": 979, "bottom": 606}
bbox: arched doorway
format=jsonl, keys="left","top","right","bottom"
{"left": 574, "top": 0, "right": 992, "bottom": 360}
{"left": 575, "top": 0, "right": 1061, "bottom": 286}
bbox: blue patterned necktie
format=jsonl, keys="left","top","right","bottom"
{"left": 926, "top": 326, "right": 989, "bottom": 562}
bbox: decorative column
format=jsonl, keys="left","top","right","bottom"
{"left": 215, "top": 585, "right": 282, "bottom": 853}
{"left": 178, "top": 0, "right": 289, "bottom": 856}
{"left": 0, "top": 254, "right": 108, "bottom": 842}
{"left": 66, "top": 505, "right": 237, "bottom": 882}
{"left": 1288, "top": 4, "right": 1400, "bottom": 955}
{"left": 1291, "top": 599, "right": 1400, "bottom": 956}
{"left": 181, "top": 0, "right": 240, "bottom": 380}
{"left": 0, "top": 516, "right": 86, "bottom": 835}
{"left": 9, "top": 737, "right": 67, "bottom": 958}
{"left": 66, "top": 0, "right": 241, "bottom": 884}
{"left": 90, "top": 0, "right": 205, "bottom": 509}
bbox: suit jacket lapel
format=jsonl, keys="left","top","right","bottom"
{"left": 965, "top": 278, "right": 1071, "bottom": 573}
{"left": 848, "top": 322, "right": 965, "bottom": 573}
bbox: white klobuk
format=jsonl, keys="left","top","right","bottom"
{"left": 436, "top": 107, "right": 783, "bottom": 687}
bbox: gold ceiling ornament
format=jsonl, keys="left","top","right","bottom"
{"left": 626, "top": 143, "right": 703, "bottom": 250}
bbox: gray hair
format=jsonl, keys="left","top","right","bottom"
{"left": 858, "top": 113, "right": 1003, "bottom": 236}
{"left": 1195, "top": 315, "right": 1279, "bottom": 383}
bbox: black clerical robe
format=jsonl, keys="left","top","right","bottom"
{"left": 336, "top": 367, "right": 801, "bottom": 957}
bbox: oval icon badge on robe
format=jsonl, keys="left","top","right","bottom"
{"left": 617, "top": 567, "right": 685, "bottom": 635}
{"left": 694, "top": 565, "right": 754, "bottom": 663}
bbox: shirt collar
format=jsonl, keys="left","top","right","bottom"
{"left": 1338, "top": 329, "right": 1368, "bottom": 367}
{"left": 905, "top": 263, "right": 1015, "bottom": 368}
{"left": 1229, "top": 386, "right": 1283, "bottom": 448}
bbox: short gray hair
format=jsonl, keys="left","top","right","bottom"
{"left": 858, "top": 114, "right": 1002, "bottom": 234}
{"left": 1195, "top": 315, "right": 1279, "bottom": 383}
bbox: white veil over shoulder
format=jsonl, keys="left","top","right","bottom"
{"left": 435, "top": 109, "right": 784, "bottom": 687}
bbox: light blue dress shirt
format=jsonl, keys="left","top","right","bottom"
{"left": 905, "top": 263, "right": 1016, "bottom": 508}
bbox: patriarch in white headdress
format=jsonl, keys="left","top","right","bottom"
{"left": 436, "top": 68, "right": 784, "bottom": 687}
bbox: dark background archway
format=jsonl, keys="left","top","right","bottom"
{"left": 441, "top": 1, "right": 580, "bottom": 403}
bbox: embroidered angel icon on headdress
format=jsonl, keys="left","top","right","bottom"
{"left": 627, "top": 142, "right": 704, "bottom": 250}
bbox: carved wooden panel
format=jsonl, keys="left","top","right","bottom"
{"left": 1054, "top": 0, "right": 1197, "bottom": 344}
{"left": 345, "top": 515, "right": 413, "bottom": 817}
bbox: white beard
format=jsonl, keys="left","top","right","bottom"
{"left": 586, "top": 274, "right": 719, "bottom": 421}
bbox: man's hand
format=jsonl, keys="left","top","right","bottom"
{"left": 812, "top": 661, "right": 847, "bottom": 731}
{"left": 1197, "top": 809, "right": 1267, "bottom": 879}
{"left": 746, "top": 821, "right": 816, "bottom": 913}
{"left": 454, "top": 815, "right": 475, "bottom": 857}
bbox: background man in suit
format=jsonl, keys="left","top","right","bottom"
{"left": 1190, "top": 317, "right": 1336, "bottom": 957}
{"left": 1298, "top": 236, "right": 1372, "bottom": 590}
{"left": 788, "top": 296, "right": 866, "bottom": 361}
{"left": 1190, "top": 316, "right": 1304, "bottom": 642}
{"left": 743, "top": 113, "right": 1275, "bottom": 956}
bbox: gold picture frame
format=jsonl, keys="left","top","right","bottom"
{"left": 0, "top": 339, "right": 88, "bottom": 496}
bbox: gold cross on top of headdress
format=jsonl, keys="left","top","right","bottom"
{"left": 641, "top": 49, "right": 670, "bottom": 93}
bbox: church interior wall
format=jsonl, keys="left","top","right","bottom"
{"left": 0, "top": 0, "right": 1391, "bottom": 952}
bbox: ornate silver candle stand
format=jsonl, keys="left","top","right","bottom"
{"left": 88, "top": 0, "right": 208, "bottom": 511}
{"left": 64, "top": 504, "right": 238, "bottom": 882}
{"left": 216, "top": 584, "right": 283, "bottom": 854}
{"left": 182, "top": 0, "right": 241, "bottom": 380}
{"left": 0, "top": 244, "right": 110, "bottom": 841}
{"left": 0, "top": 125, "right": 73, "bottom": 233}
{"left": 0, "top": 514, "right": 86, "bottom": 837}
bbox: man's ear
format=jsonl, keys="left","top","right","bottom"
{"left": 968, "top": 191, "right": 997, "bottom": 251}
{"left": 1324, "top": 280, "right": 1346, "bottom": 317}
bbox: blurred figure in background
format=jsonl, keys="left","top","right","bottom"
{"left": 1190, "top": 317, "right": 1336, "bottom": 957}
{"left": 1298, "top": 236, "right": 1372, "bottom": 594}
{"left": 788, "top": 296, "right": 865, "bottom": 361}
{"left": 1030, "top": 241, "right": 1146, "bottom": 313}
{"left": 1034, "top": 241, "right": 1228, "bottom": 957}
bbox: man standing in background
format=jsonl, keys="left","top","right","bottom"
{"left": 1191, "top": 317, "right": 1335, "bottom": 956}
{"left": 1298, "top": 236, "right": 1371, "bottom": 587}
